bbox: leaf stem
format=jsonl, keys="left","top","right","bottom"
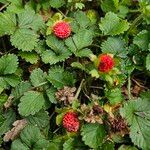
{"left": 74, "top": 79, "right": 85, "bottom": 99}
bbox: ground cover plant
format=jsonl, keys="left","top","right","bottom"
{"left": 0, "top": 0, "right": 150, "bottom": 149}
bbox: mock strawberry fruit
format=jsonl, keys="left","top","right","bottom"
{"left": 98, "top": 54, "right": 114, "bottom": 72}
{"left": 52, "top": 21, "right": 71, "bottom": 39}
{"left": 62, "top": 112, "right": 80, "bottom": 132}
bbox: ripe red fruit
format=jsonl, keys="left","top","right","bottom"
{"left": 98, "top": 54, "right": 114, "bottom": 72}
{"left": 62, "top": 112, "right": 80, "bottom": 132}
{"left": 52, "top": 21, "right": 71, "bottom": 39}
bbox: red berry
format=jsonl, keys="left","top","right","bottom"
{"left": 98, "top": 54, "right": 114, "bottom": 72}
{"left": 62, "top": 112, "right": 80, "bottom": 132}
{"left": 53, "top": 21, "right": 71, "bottom": 39}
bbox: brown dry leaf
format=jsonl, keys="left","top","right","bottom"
{"left": 4, "top": 96, "right": 14, "bottom": 109}
{"left": 3, "top": 119, "right": 28, "bottom": 142}
{"left": 55, "top": 86, "right": 76, "bottom": 105}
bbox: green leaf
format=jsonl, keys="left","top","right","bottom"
{"left": 0, "top": 54, "right": 18, "bottom": 75}
{"left": 43, "top": 36, "right": 71, "bottom": 64}
{"left": 65, "top": 29, "right": 93, "bottom": 57}
{"left": 75, "top": 48, "right": 93, "bottom": 58}
{"left": 118, "top": 145, "right": 138, "bottom": 150}
{"left": 10, "top": 28, "right": 39, "bottom": 51}
{"left": 0, "top": 11, "right": 16, "bottom": 36}
{"left": 19, "top": 51, "right": 39, "bottom": 64}
{"left": 133, "top": 30, "right": 150, "bottom": 51}
{"left": 18, "top": 91, "right": 45, "bottom": 116}
{"left": 101, "top": 37, "right": 127, "bottom": 58}
{"left": 17, "top": 8, "right": 44, "bottom": 32}
{"left": 49, "top": 0, "right": 65, "bottom": 8}
{"left": 99, "top": 12, "right": 129, "bottom": 35}
{"left": 18, "top": 125, "right": 49, "bottom": 149}
{"left": 11, "top": 139, "right": 29, "bottom": 150}
{"left": 47, "top": 66, "right": 75, "bottom": 89}
{"left": 105, "top": 88, "right": 123, "bottom": 105}
{"left": 30, "top": 68, "right": 47, "bottom": 87}
{"left": 46, "top": 87, "right": 57, "bottom": 103}
{"left": 73, "top": 11, "right": 90, "bottom": 28}
{"left": 0, "top": 110, "right": 16, "bottom": 136}
{"left": 27, "top": 110, "right": 49, "bottom": 128}
{"left": 146, "top": 53, "right": 150, "bottom": 71}
{"left": 81, "top": 123, "right": 106, "bottom": 148}
{"left": 63, "top": 138, "right": 74, "bottom": 150}
{"left": 120, "top": 98, "right": 150, "bottom": 150}
{"left": 11, "top": 81, "right": 32, "bottom": 100}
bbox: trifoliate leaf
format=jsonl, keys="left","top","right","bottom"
{"left": 133, "top": 30, "right": 150, "bottom": 51}
{"left": 146, "top": 53, "right": 150, "bottom": 71}
{"left": 101, "top": 37, "right": 127, "bottom": 58}
{"left": 47, "top": 66, "right": 75, "bottom": 89}
{"left": 0, "top": 54, "right": 18, "bottom": 75}
{"left": 81, "top": 123, "right": 106, "bottom": 148}
{"left": 0, "top": 11, "right": 16, "bottom": 36}
{"left": 27, "top": 110, "right": 49, "bottom": 128}
{"left": 30, "top": 68, "right": 47, "bottom": 87}
{"left": 10, "top": 28, "right": 39, "bottom": 51}
{"left": 120, "top": 98, "right": 150, "bottom": 150}
{"left": 19, "top": 51, "right": 39, "bottom": 64}
{"left": 65, "top": 29, "right": 93, "bottom": 56}
{"left": 99, "top": 12, "right": 129, "bottom": 35}
{"left": 18, "top": 91, "right": 45, "bottom": 116}
{"left": 43, "top": 36, "right": 71, "bottom": 64}
{"left": 49, "top": 0, "right": 65, "bottom": 8}
{"left": 11, "top": 81, "right": 32, "bottom": 100}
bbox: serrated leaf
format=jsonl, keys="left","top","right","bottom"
{"left": 63, "top": 138, "right": 74, "bottom": 150}
{"left": 47, "top": 66, "right": 75, "bottom": 89}
{"left": 11, "top": 139, "right": 29, "bottom": 150}
{"left": 10, "top": 28, "right": 39, "bottom": 51}
{"left": 0, "top": 11, "right": 16, "bottom": 36}
{"left": 65, "top": 29, "right": 93, "bottom": 56}
{"left": 120, "top": 98, "right": 150, "bottom": 150}
{"left": 11, "top": 81, "right": 32, "bottom": 100}
{"left": 118, "top": 145, "right": 138, "bottom": 150}
{"left": 30, "top": 68, "right": 47, "bottom": 87}
{"left": 18, "top": 91, "right": 45, "bottom": 116}
{"left": 74, "top": 11, "right": 90, "bottom": 28}
{"left": 146, "top": 53, "right": 150, "bottom": 71}
{"left": 0, "top": 54, "right": 18, "bottom": 75}
{"left": 46, "top": 87, "right": 57, "bottom": 103}
{"left": 18, "top": 125, "right": 49, "bottom": 149}
{"left": 19, "top": 51, "right": 39, "bottom": 64}
{"left": 75, "top": 48, "right": 93, "bottom": 58}
{"left": 101, "top": 37, "right": 127, "bottom": 58}
{"left": 99, "top": 12, "right": 129, "bottom": 35}
{"left": 81, "top": 123, "right": 106, "bottom": 148}
{"left": 43, "top": 35, "right": 71, "bottom": 64}
{"left": 17, "top": 8, "right": 44, "bottom": 32}
{"left": 0, "top": 110, "right": 16, "bottom": 136}
{"left": 133, "top": 30, "right": 150, "bottom": 51}
{"left": 27, "top": 110, "right": 49, "bottom": 128}
{"left": 49, "top": 0, "right": 65, "bottom": 8}
{"left": 105, "top": 88, "right": 123, "bottom": 105}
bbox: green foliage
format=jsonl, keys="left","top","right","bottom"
{"left": 18, "top": 91, "right": 45, "bottom": 116}
{"left": 99, "top": 12, "right": 129, "bottom": 35}
{"left": 81, "top": 123, "right": 106, "bottom": 148}
{"left": 49, "top": 0, "right": 65, "bottom": 8}
{"left": 11, "top": 125, "right": 49, "bottom": 150}
{"left": 146, "top": 53, "right": 150, "bottom": 71}
{"left": 101, "top": 37, "right": 127, "bottom": 57}
{"left": 120, "top": 96, "right": 150, "bottom": 150}
{"left": 47, "top": 66, "right": 75, "bottom": 89}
